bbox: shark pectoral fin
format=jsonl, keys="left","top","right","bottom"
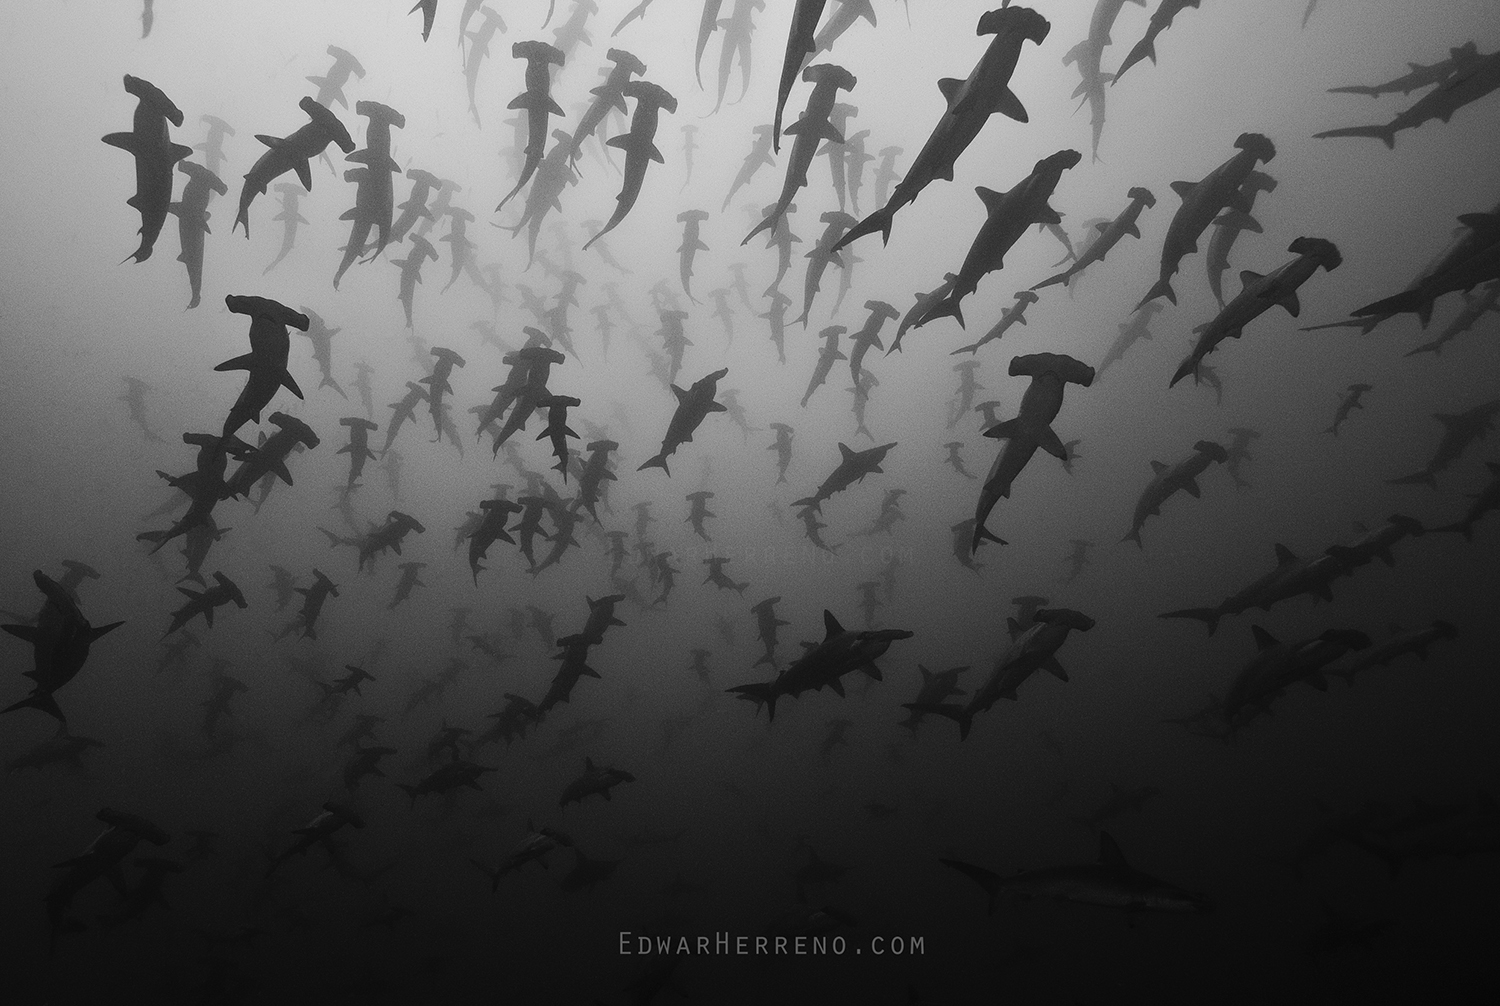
{"left": 214, "top": 353, "right": 256, "bottom": 372}
{"left": 281, "top": 371, "right": 305, "bottom": 399}
{"left": 272, "top": 462, "right": 293, "bottom": 485}
{"left": 1035, "top": 204, "right": 1063, "bottom": 227}
{"left": 1273, "top": 543, "right": 1299, "bottom": 566}
{"left": 255, "top": 134, "right": 284, "bottom": 149}
{"left": 170, "top": 142, "right": 194, "bottom": 162}
{"left": 175, "top": 587, "right": 201, "bottom": 600}
{"left": 1169, "top": 180, "right": 1196, "bottom": 200}
{"left": 1150, "top": 460, "right": 1168, "bottom": 474}
{"left": 1124, "top": 223, "right": 1141, "bottom": 239}
{"left": 102, "top": 131, "right": 140, "bottom": 153}
{"left": 1276, "top": 291, "right": 1303, "bottom": 317}
{"left": 983, "top": 419, "right": 1021, "bottom": 440}
{"left": 995, "top": 87, "right": 1028, "bottom": 124}
{"left": 1043, "top": 658, "right": 1068, "bottom": 682}
{"left": 1182, "top": 478, "right": 1202, "bottom": 498}
{"left": 293, "top": 159, "right": 313, "bottom": 190}
{"left": 828, "top": 678, "right": 846, "bottom": 697}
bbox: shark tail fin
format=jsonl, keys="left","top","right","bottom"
{"left": 971, "top": 523, "right": 1007, "bottom": 553}
{"left": 726, "top": 682, "right": 777, "bottom": 721}
{"left": 636, "top": 454, "right": 671, "bottom": 476}
{"left": 3, "top": 691, "right": 65, "bottom": 722}
{"left": 1135, "top": 277, "right": 1176, "bottom": 312}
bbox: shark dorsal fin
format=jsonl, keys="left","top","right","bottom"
{"left": 936, "top": 77, "right": 964, "bottom": 106}
{"left": 823, "top": 610, "right": 844, "bottom": 639}
{"left": 838, "top": 443, "right": 855, "bottom": 460}
{"left": 1150, "top": 460, "right": 1169, "bottom": 474}
{"left": 1274, "top": 543, "right": 1298, "bottom": 565}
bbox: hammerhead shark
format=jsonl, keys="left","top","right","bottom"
{"left": 950, "top": 290, "right": 1040, "bottom": 356}
{"left": 103, "top": 75, "right": 192, "bottom": 263}
{"left": 307, "top": 45, "right": 365, "bottom": 109}
{"left": 1171, "top": 237, "right": 1342, "bottom": 387}
{"left": 916, "top": 148, "right": 1082, "bottom": 329}
{"left": 743, "top": 62, "right": 857, "bottom": 246}
{"left": 584, "top": 80, "right": 678, "bottom": 249}
{"left": 567, "top": 48, "right": 646, "bottom": 168}
{"left": 834, "top": 6, "right": 1051, "bottom": 252}
{"left": 1112, "top": 0, "right": 1203, "bottom": 85}
{"left": 262, "top": 183, "right": 309, "bottom": 273}
{"left": 792, "top": 441, "right": 895, "bottom": 512}
{"left": 1123, "top": 439, "right": 1229, "bottom": 547}
{"left": 907, "top": 608, "right": 1095, "bottom": 740}
{"left": 710, "top": 0, "right": 764, "bottom": 114}
{"left": 171, "top": 162, "right": 227, "bottom": 308}
{"left": 1135, "top": 132, "right": 1277, "bottom": 310}
{"left": 1063, "top": 0, "right": 1146, "bottom": 162}
{"left": 1032, "top": 186, "right": 1155, "bottom": 291}
{"left": 334, "top": 101, "right": 405, "bottom": 287}
{"left": 497, "top": 40, "right": 568, "bottom": 212}
{"left": 217, "top": 295, "right": 309, "bottom": 438}
{"left": 771, "top": 0, "right": 829, "bottom": 152}
{"left": 801, "top": 326, "right": 847, "bottom": 407}
{"left": 1327, "top": 41, "right": 1480, "bottom": 98}
{"left": 639, "top": 368, "right": 729, "bottom": 475}
{"left": 970, "top": 353, "right": 1094, "bottom": 552}
{"left": 299, "top": 308, "right": 346, "bottom": 398}
{"left": 392, "top": 234, "right": 439, "bottom": 328}
{"left": 796, "top": 210, "right": 856, "bottom": 325}
{"left": 677, "top": 210, "right": 710, "bottom": 302}
{"left": 195, "top": 114, "right": 235, "bottom": 178}
{"left": 233, "top": 97, "right": 355, "bottom": 238}
{"left": 1203, "top": 172, "right": 1277, "bottom": 306}
{"left": 463, "top": 7, "right": 508, "bottom": 125}
{"left": 1316, "top": 46, "right": 1500, "bottom": 149}
{"left": 723, "top": 124, "right": 777, "bottom": 211}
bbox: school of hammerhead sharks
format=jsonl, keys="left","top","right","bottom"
{"left": 4, "top": 0, "right": 1500, "bottom": 1000}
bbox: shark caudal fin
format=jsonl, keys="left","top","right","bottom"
{"left": 916, "top": 296, "right": 964, "bottom": 331}
{"left": 1135, "top": 277, "right": 1176, "bottom": 312}
{"left": 1159, "top": 608, "right": 1222, "bottom": 636}
{"left": 637, "top": 454, "right": 671, "bottom": 476}
{"left": 726, "top": 682, "right": 777, "bottom": 721}
{"left": 832, "top": 206, "right": 894, "bottom": 253}
{"left": 970, "top": 522, "right": 1007, "bottom": 554}
{"left": 3, "top": 691, "right": 65, "bottom": 722}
